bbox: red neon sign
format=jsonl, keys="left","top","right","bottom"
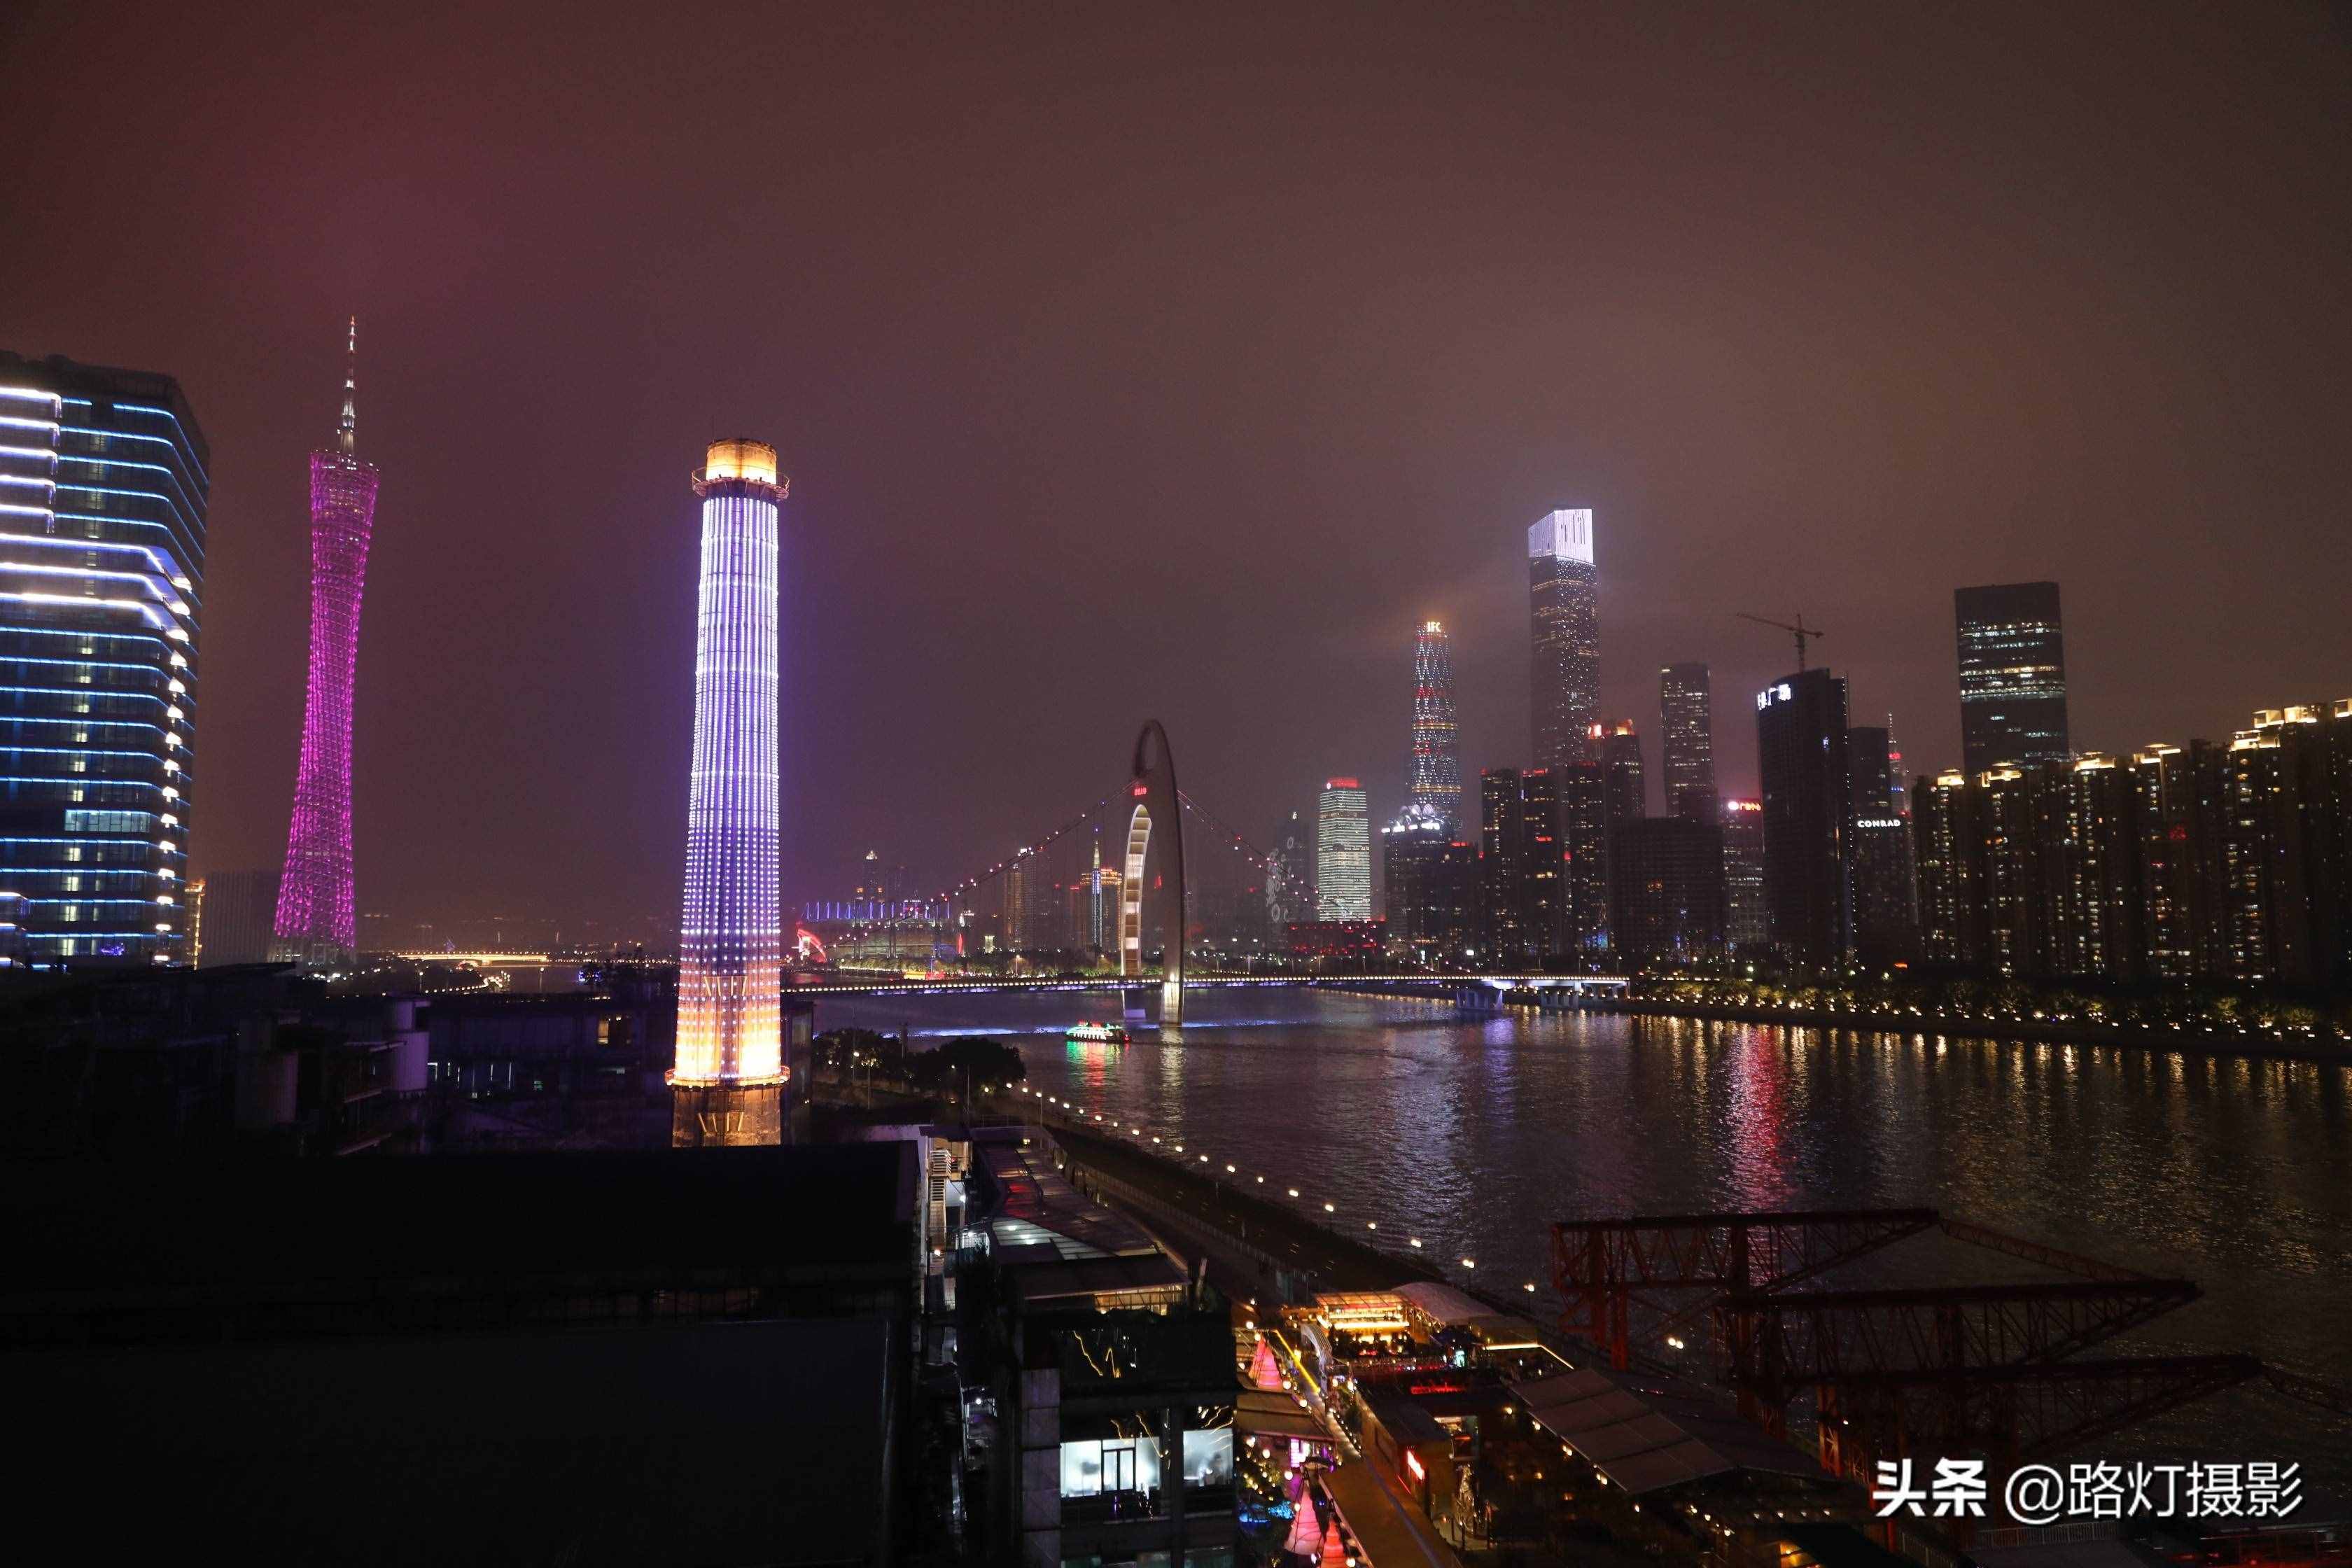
{"left": 1404, "top": 1450, "right": 1426, "bottom": 1482}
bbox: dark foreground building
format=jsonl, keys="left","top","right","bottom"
{"left": 2, "top": 1144, "right": 919, "bottom": 1565}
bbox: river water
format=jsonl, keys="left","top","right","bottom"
{"left": 820, "top": 988, "right": 2352, "bottom": 1497}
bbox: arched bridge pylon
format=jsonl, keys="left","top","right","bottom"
{"left": 1119, "top": 719, "right": 1186, "bottom": 1023}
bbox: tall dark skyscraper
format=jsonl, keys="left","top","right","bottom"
{"left": 1600, "top": 720, "right": 1646, "bottom": 834}
{"left": 1381, "top": 802, "right": 1474, "bottom": 961}
{"left": 1528, "top": 508, "right": 1599, "bottom": 767}
{"left": 1659, "top": 663, "right": 1716, "bottom": 820}
{"left": 1520, "top": 767, "right": 1567, "bottom": 955}
{"left": 1478, "top": 767, "right": 1527, "bottom": 960}
{"left": 1720, "top": 798, "right": 1768, "bottom": 948}
{"left": 0, "top": 351, "right": 206, "bottom": 966}
{"left": 1408, "top": 620, "right": 1462, "bottom": 832}
{"left": 1756, "top": 669, "right": 1854, "bottom": 965}
{"left": 1608, "top": 816, "right": 1725, "bottom": 959}
{"left": 1956, "top": 581, "right": 2070, "bottom": 774}
{"left": 1847, "top": 726, "right": 1893, "bottom": 817}
{"left": 1558, "top": 761, "right": 1611, "bottom": 955}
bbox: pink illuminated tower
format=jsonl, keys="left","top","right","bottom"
{"left": 272, "top": 319, "right": 380, "bottom": 963}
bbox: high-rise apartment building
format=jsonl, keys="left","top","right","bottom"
{"left": 1315, "top": 778, "right": 1371, "bottom": 921}
{"left": 2047, "top": 756, "right": 2141, "bottom": 979}
{"left": 1408, "top": 621, "right": 1463, "bottom": 832}
{"left": 1659, "top": 664, "right": 1716, "bottom": 820}
{"left": 1910, "top": 701, "right": 2352, "bottom": 988}
{"left": 1756, "top": 670, "right": 1853, "bottom": 965}
{"left": 0, "top": 351, "right": 207, "bottom": 965}
{"left": 1720, "top": 799, "right": 1768, "bottom": 949}
{"left": 1529, "top": 509, "right": 1599, "bottom": 767}
{"left": 672, "top": 439, "right": 787, "bottom": 1148}
{"left": 1955, "top": 581, "right": 2069, "bottom": 774}
{"left": 272, "top": 322, "right": 381, "bottom": 963}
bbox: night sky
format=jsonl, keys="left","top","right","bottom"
{"left": 4, "top": 3, "right": 2347, "bottom": 936}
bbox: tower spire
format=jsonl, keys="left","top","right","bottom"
{"left": 337, "top": 316, "right": 358, "bottom": 456}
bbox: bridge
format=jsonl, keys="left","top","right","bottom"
{"left": 786, "top": 972, "right": 1630, "bottom": 999}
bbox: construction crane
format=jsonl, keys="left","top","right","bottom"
{"left": 1737, "top": 611, "right": 1825, "bottom": 671}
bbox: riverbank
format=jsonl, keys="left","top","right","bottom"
{"left": 1521, "top": 993, "right": 2352, "bottom": 1065}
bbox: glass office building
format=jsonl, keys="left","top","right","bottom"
{"left": 0, "top": 352, "right": 206, "bottom": 966}
{"left": 1955, "top": 580, "right": 2070, "bottom": 775}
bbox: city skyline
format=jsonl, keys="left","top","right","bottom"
{"left": 4, "top": 4, "right": 2347, "bottom": 932}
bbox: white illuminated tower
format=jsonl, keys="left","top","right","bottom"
{"left": 671, "top": 438, "right": 787, "bottom": 1148}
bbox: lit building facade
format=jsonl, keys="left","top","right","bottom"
{"left": 1529, "top": 508, "right": 1599, "bottom": 767}
{"left": 272, "top": 322, "right": 379, "bottom": 963}
{"left": 1909, "top": 701, "right": 2352, "bottom": 988}
{"left": 1955, "top": 581, "right": 2069, "bottom": 775}
{"left": 1659, "top": 663, "right": 1715, "bottom": 820}
{"left": 1408, "top": 620, "right": 1463, "bottom": 832}
{"left": 1719, "top": 798, "right": 1768, "bottom": 949}
{"left": 672, "top": 439, "right": 787, "bottom": 1148}
{"left": 1315, "top": 778, "right": 1371, "bottom": 921}
{"left": 0, "top": 350, "right": 206, "bottom": 965}
{"left": 1756, "top": 670, "right": 1853, "bottom": 966}
{"left": 1264, "top": 808, "right": 1313, "bottom": 928}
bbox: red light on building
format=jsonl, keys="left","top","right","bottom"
{"left": 1404, "top": 1450, "right": 1426, "bottom": 1481}
{"left": 1326, "top": 776, "right": 1361, "bottom": 790}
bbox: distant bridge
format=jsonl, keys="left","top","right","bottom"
{"left": 785, "top": 973, "right": 1630, "bottom": 999}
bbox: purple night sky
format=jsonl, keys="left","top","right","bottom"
{"left": 4, "top": 2, "right": 2347, "bottom": 937}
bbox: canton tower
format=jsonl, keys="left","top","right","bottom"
{"left": 1408, "top": 620, "right": 1462, "bottom": 832}
{"left": 272, "top": 319, "right": 379, "bottom": 962}
{"left": 671, "top": 439, "right": 787, "bottom": 1148}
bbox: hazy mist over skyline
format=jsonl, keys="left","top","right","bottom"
{"left": 4, "top": 1, "right": 2347, "bottom": 932}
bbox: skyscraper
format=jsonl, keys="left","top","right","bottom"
{"left": 0, "top": 350, "right": 206, "bottom": 965}
{"left": 1408, "top": 620, "right": 1462, "bottom": 832}
{"left": 1315, "top": 778, "right": 1371, "bottom": 921}
{"left": 1478, "top": 768, "right": 1527, "bottom": 960}
{"left": 1600, "top": 720, "right": 1646, "bottom": 833}
{"left": 1381, "top": 801, "right": 1473, "bottom": 961}
{"left": 1756, "top": 670, "right": 1853, "bottom": 965}
{"left": 1719, "top": 799, "right": 1768, "bottom": 949}
{"left": 672, "top": 439, "right": 787, "bottom": 1149}
{"left": 1519, "top": 767, "right": 1567, "bottom": 954}
{"left": 1265, "top": 809, "right": 1313, "bottom": 928}
{"left": 1956, "top": 581, "right": 2070, "bottom": 774}
{"left": 272, "top": 321, "right": 381, "bottom": 963}
{"left": 1847, "top": 726, "right": 1893, "bottom": 818}
{"left": 1529, "top": 508, "right": 1599, "bottom": 767}
{"left": 1607, "top": 816, "right": 1725, "bottom": 959}
{"left": 1659, "top": 664, "right": 1716, "bottom": 820}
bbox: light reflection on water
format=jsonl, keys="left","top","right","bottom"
{"left": 822, "top": 988, "right": 2352, "bottom": 1488}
